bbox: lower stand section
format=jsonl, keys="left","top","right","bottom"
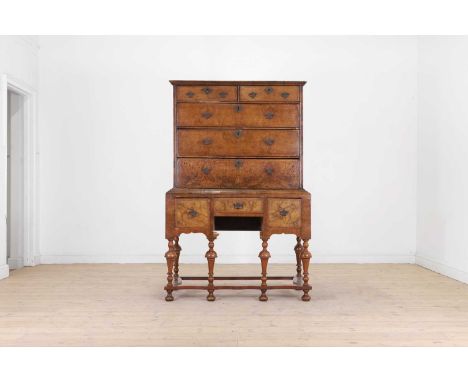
{"left": 164, "top": 235, "right": 312, "bottom": 302}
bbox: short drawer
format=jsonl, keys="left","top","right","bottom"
{"left": 240, "top": 86, "right": 300, "bottom": 102}
{"left": 176, "top": 158, "right": 300, "bottom": 189}
{"left": 177, "top": 103, "right": 299, "bottom": 128}
{"left": 177, "top": 128, "right": 299, "bottom": 157}
{"left": 267, "top": 199, "right": 301, "bottom": 227}
{"left": 176, "top": 85, "right": 237, "bottom": 102}
{"left": 214, "top": 198, "right": 263, "bottom": 214}
{"left": 175, "top": 198, "right": 210, "bottom": 228}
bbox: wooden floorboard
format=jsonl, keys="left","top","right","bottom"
{"left": 1, "top": 263, "right": 468, "bottom": 346}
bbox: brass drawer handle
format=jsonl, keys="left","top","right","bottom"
{"left": 265, "top": 167, "right": 274, "bottom": 175}
{"left": 281, "top": 92, "right": 290, "bottom": 99}
{"left": 233, "top": 129, "right": 242, "bottom": 138}
{"left": 234, "top": 159, "right": 243, "bottom": 169}
{"left": 201, "top": 166, "right": 211, "bottom": 175}
{"left": 263, "top": 137, "right": 275, "bottom": 146}
{"left": 233, "top": 202, "right": 244, "bottom": 210}
{"left": 248, "top": 92, "right": 257, "bottom": 99}
{"left": 234, "top": 105, "right": 242, "bottom": 112}
{"left": 201, "top": 111, "right": 213, "bottom": 119}
{"left": 265, "top": 87, "right": 274, "bottom": 94}
{"left": 202, "top": 138, "right": 213, "bottom": 145}
{"left": 219, "top": 91, "right": 228, "bottom": 98}
{"left": 279, "top": 208, "right": 289, "bottom": 217}
{"left": 201, "top": 87, "right": 212, "bottom": 94}
{"left": 188, "top": 208, "right": 199, "bottom": 218}
{"left": 264, "top": 111, "right": 275, "bottom": 120}
{"left": 186, "top": 91, "right": 195, "bottom": 98}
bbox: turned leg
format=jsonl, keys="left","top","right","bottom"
{"left": 258, "top": 236, "right": 271, "bottom": 301}
{"left": 205, "top": 233, "right": 218, "bottom": 301}
{"left": 174, "top": 236, "right": 182, "bottom": 286}
{"left": 301, "top": 239, "right": 312, "bottom": 301}
{"left": 293, "top": 236, "right": 303, "bottom": 286}
{"left": 164, "top": 239, "right": 177, "bottom": 301}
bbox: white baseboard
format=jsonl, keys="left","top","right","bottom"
{"left": 33, "top": 255, "right": 41, "bottom": 265}
{"left": 7, "top": 257, "right": 24, "bottom": 269}
{"left": 39, "top": 253, "right": 415, "bottom": 265}
{"left": 0, "top": 264, "right": 9, "bottom": 280}
{"left": 416, "top": 255, "right": 468, "bottom": 284}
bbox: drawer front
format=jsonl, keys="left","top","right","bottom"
{"left": 176, "top": 85, "right": 237, "bottom": 102}
{"left": 176, "top": 158, "right": 300, "bottom": 189}
{"left": 177, "top": 128, "right": 299, "bottom": 157}
{"left": 240, "top": 86, "right": 300, "bottom": 102}
{"left": 267, "top": 199, "right": 301, "bottom": 227}
{"left": 214, "top": 198, "right": 263, "bottom": 214}
{"left": 177, "top": 103, "right": 299, "bottom": 127}
{"left": 175, "top": 198, "right": 210, "bottom": 228}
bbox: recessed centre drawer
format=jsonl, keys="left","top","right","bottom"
{"left": 177, "top": 128, "right": 299, "bottom": 157}
{"left": 177, "top": 103, "right": 299, "bottom": 127}
{"left": 214, "top": 198, "right": 263, "bottom": 214}
{"left": 175, "top": 158, "right": 300, "bottom": 189}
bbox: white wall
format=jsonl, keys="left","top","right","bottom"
{"left": 38, "top": 36, "right": 418, "bottom": 264}
{"left": 0, "top": 36, "right": 39, "bottom": 279}
{"left": 417, "top": 37, "right": 468, "bottom": 283}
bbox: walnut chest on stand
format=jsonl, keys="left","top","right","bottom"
{"left": 164, "top": 81, "right": 311, "bottom": 302}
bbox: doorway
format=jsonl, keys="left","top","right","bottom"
{"left": 6, "top": 90, "right": 25, "bottom": 269}
{"left": 0, "top": 75, "right": 38, "bottom": 279}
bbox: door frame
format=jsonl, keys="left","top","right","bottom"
{"left": 0, "top": 74, "right": 39, "bottom": 276}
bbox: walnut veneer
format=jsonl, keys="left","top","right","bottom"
{"left": 165, "top": 81, "right": 311, "bottom": 301}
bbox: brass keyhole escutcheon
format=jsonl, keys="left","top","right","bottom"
{"left": 264, "top": 111, "right": 274, "bottom": 120}
{"left": 188, "top": 208, "right": 199, "bottom": 218}
{"left": 263, "top": 137, "right": 275, "bottom": 146}
{"left": 279, "top": 208, "right": 289, "bottom": 217}
{"left": 233, "top": 129, "right": 242, "bottom": 138}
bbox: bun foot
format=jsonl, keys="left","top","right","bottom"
{"left": 259, "top": 294, "right": 268, "bottom": 302}
{"left": 165, "top": 295, "right": 174, "bottom": 302}
{"left": 301, "top": 294, "right": 311, "bottom": 302}
{"left": 207, "top": 294, "right": 216, "bottom": 301}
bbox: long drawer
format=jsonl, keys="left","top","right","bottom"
{"left": 175, "top": 158, "right": 300, "bottom": 189}
{"left": 177, "top": 128, "right": 299, "bottom": 157}
{"left": 177, "top": 103, "right": 299, "bottom": 127}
